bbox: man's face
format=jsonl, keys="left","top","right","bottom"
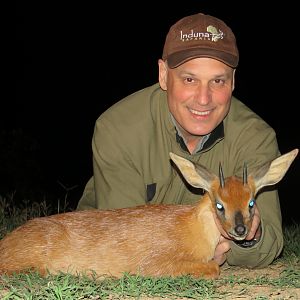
{"left": 159, "top": 57, "right": 235, "bottom": 138}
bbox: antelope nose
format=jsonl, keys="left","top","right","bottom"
{"left": 235, "top": 225, "right": 246, "bottom": 236}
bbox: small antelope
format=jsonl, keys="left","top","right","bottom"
{"left": 0, "top": 149, "right": 298, "bottom": 279}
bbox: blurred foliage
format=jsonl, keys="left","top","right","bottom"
{"left": 0, "top": 128, "right": 46, "bottom": 199}
{"left": 0, "top": 128, "right": 82, "bottom": 211}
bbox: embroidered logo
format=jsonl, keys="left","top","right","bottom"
{"left": 180, "top": 25, "right": 224, "bottom": 42}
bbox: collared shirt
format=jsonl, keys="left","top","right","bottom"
{"left": 170, "top": 113, "right": 210, "bottom": 154}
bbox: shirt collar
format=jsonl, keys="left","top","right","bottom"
{"left": 170, "top": 114, "right": 224, "bottom": 154}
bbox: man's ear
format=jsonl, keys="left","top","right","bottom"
{"left": 232, "top": 68, "right": 236, "bottom": 92}
{"left": 158, "top": 59, "right": 168, "bottom": 91}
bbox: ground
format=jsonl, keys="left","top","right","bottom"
{"left": 215, "top": 262, "right": 299, "bottom": 299}
{"left": 130, "top": 262, "right": 299, "bottom": 299}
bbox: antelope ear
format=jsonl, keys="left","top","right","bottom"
{"left": 169, "top": 152, "right": 217, "bottom": 192}
{"left": 250, "top": 149, "right": 299, "bottom": 194}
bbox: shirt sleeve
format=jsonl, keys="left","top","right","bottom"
{"left": 77, "top": 116, "right": 146, "bottom": 210}
{"left": 227, "top": 190, "right": 284, "bottom": 267}
{"left": 226, "top": 126, "right": 284, "bottom": 267}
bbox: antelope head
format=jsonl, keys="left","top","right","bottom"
{"left": 169, "top": 149, "right": 298, "bottom": 240}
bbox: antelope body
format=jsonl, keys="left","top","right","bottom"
{"left": 0, "top": 149, "right": 298, "bottom": 279}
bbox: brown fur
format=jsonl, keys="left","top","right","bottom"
{"left": 0, "top": 197, "right": 220, "bottom": 278}
{"left": 0, "top": 149, "right": 298, "bottom": 279}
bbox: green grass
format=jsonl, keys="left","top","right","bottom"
{"left": 0, "top": 198, "right": 299, "bottom": 299}
{"left": 280, "top": 223, "right": 300, "bottom": 261}
{"left": 1, "top": 272, "right": 217, "bottom": 299}
{"left": 0, "top": 263, "right": 298, "bottom": 299}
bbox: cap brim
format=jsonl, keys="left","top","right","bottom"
{"left": 167, "top": 48, "right": 238, "bottom": 68}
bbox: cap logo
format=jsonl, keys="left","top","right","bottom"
{"left": 163, "top": 13, "right": 239, "bottom": 68}
{"left": 180, "top": 25, "right": 224, "bottom": 43}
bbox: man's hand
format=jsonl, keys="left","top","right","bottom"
{"left": 245, "top": 204, "right": 261, "bottom": 241}
{"left": 214, "top": 235, "right": 231, "bottom": 265}
{"left": 213, "top": 211, "right": 231, "bottom": 265}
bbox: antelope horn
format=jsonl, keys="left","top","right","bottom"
{"left": 243, "top": 163, "right": 248, "bottom": 185}
{"left": 219, "top": 163, "right": 225, "bottom": 188}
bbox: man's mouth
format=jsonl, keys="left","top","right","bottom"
{"left": 189, "top": 108, "right": 211, "bottom": 116}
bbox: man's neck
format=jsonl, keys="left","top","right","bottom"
{"left": 170, "top": 114, "right": 210, "bottom": 154}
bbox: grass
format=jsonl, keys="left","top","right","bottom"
{"left": 1, "top": 272, "right": 216, "bottom": 299}
{"left": 0, "top": 197, "right": 299, "bottom": 299}
{"left": 0, "top": 262, "right": 299, "bottom": 299}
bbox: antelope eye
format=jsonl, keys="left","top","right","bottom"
{"left": 216, "top": 203, "right": 224, "bottom": 211}
{"left": 249, "top": 199, "right": 255, "bottom": 208}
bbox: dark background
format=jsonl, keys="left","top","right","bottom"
{"left": 11, "top": 2, "right": 299, "bottom": 224}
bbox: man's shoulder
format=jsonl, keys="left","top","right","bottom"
{"left": 223, "top": 96, "right": 276, "bottom": 149}
{"left": 228, "top": 96, "right": 274, "bottom": 132}
{"left": 100, "top": 83, "right": 162, "bottom": 120}
{"left": 95, "top": 83, "right": 167, "bottom": 138}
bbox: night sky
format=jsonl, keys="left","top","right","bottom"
{"left": 12, "top": 2, "right": 299, "bottom": 224}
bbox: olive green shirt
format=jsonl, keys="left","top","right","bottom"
{"left": 77, "top": 83, "right": 283, "bottom": 268}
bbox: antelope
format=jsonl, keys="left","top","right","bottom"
{"left": 0, "top": 149, "right": 298, "bottom": 279}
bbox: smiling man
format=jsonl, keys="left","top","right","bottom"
{"left": 77, "top": 13, "right": 283, "bottom": 270}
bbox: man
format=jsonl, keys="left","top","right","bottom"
{"left": 77, "top": 13, "right": 283, "bottom": 268}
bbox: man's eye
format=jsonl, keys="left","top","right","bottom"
{"left": 214, "top": 79, "right": 224, "bottom": 84}
{"left": 185, "top": 77, "right": 194, "bottom": 83}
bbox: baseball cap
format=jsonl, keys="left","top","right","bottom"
{"left": 162, "top": 13, "right": 239, "bottom": 68}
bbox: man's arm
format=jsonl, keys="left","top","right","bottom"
{"left": 225, "top": 127, "right": 283, "bottom": 267}
{"left": 77, "top": 117, "right": 147, "bottom": 210}
{"left": 219, "top": 108, "right": 284, "bottom": 267}
{"left": 226, "top": 189, "right": 283, "bottom": 268}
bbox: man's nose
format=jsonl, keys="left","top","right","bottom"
{"left": 195, "top": 84, "right": 211, "bottom": 105}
